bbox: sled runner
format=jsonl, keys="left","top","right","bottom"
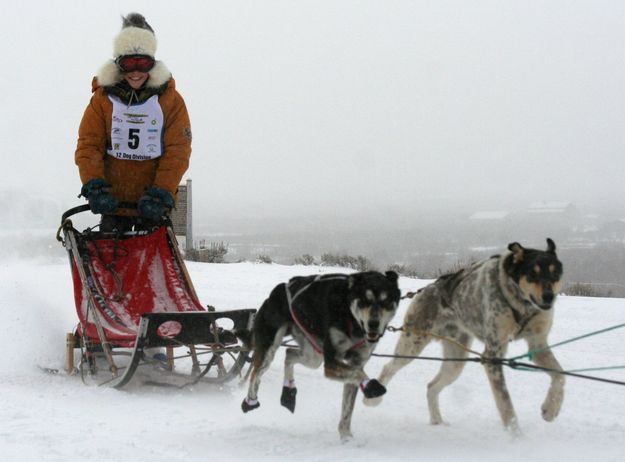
{"left": 57, "top": 204, "right": 255, "bottom": 388}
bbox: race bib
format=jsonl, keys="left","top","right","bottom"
{"left": 107, "top": 95, "right": 164, "bottom": 161}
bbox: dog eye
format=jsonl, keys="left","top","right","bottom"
{"left": 549, "top": 264, "right": 562, "bottom": 278}
{"left": 550, "top": 272, "right": 561, "bottom": 282}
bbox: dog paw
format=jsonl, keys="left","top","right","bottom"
{"left": 541, "top": 389, "right": 563, "bottom": 422}
{"left": 280, "top": 386, "right": 297, "bottom": 413}
{"left": 241, "top": 398, "right": 260, "bottom": 413}
{"left": 504, "top": 418, "right": 522, "bottom": 438}
{"left": 541, "top": 402, "right": 560, "bottom": 422}
{"left": 540, "top": 404, "right": 558, "bottom": 422}
{"left": 360, "top": 379, "right": 387, "bottom": 399}
{"left": 339, "top": 431, "right": 354, "bottom": 443}
{"left": 429, "top": 415, "right": 443, "bottom": 425}
{"left": 362, "top": 395, "right": 383, "bottom": 407}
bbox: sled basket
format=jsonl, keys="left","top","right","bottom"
{"left": 58, "top": 205, "right": 255, "bottom": 388}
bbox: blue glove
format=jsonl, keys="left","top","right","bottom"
{"left": 137, "top": 187, "right": 175, "bottom": 221}
{"left": 80, "top": 179, "right": 119, "bottom": 215}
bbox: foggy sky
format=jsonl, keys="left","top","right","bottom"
{"left": 2, "top": 1, "right": 624, "bottom": 230}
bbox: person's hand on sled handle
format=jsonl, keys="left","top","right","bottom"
{"left": 80, "top": 178, "right": 119, "bottom": 215}
{"left": 137, "top": 186, "right": 175, "bottom": 221}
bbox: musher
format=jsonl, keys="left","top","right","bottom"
{"left": 75, "top": 12, "right": 192, "bottom": 232}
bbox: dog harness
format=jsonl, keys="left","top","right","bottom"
{"left": 510, "top": 303, "right": 539, "bottom": 336}
{"left": 284, "top": 275, "right": 367, "bottom": 354}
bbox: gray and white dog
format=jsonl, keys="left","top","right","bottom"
{"left": 364, "top": 239, "right": 564, "bottom": 433}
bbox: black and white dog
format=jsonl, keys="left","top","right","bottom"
{"left": 365, "top": 239, "right": 564, "bottom": 433}
{"left": 239, "top": 271, "right": 400, "bottom": 439}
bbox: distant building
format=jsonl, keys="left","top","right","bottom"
{"left": 469, "top": 211, "right": 510, "bottom": 221}
{"left": 525, "top": 201, "right": 579, "bottom": 218}
{"left": 464, "top": 202, "right": 583, "bottom": 246}
{"left": 521, "top": 201, "right": 581, "bottom": 231}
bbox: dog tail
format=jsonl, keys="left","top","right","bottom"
{"left": 235, "top": 329, "right": 254, "bottom": 350}
{"left": 234, "top": 329, "right": 257, "bottom": 385}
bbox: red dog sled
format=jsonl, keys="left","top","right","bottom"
{"left": 58, "top": 205, "right": 255, "bottom": 388}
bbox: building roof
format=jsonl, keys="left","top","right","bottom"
{"left": 469, "top": 211, "right": 510, "bottom": 220}
{"left": 526, "top": 201, "right": 574, "bottom": 214}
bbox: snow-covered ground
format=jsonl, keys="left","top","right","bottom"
{"left": 1, "top": 256, "right": 624, "bottom": 461}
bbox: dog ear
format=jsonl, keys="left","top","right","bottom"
{"left": 508, "top": 242, "right": 524, "bottom": 263}
{"left": 348, "top": 275, "right": 356, "bottom": 289}
{"left": 385, "top": 270, "right": 399, "bottom": 284}
{"left": 546, "top": 238, "right": 556, "bottom": 254}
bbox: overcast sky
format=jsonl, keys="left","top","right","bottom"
{"left": 1, "top": 1, "right": 624, "bottom": 229}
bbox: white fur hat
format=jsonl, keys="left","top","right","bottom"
{"left": 113, "top": 13, "right": 157, "bottom": 58}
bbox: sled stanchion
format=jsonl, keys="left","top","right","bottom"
{"left": 166, "top": 226, "right": 201, "bottom": 301}
{"left": 189, "top": 345, "right": 201, "bottom": 375}
{"left": 66, "top": 332, "right": 76, "bottom": 374}
{"left": 65, "top": 228, "right": 119, "bottom": 377}
{"left": 166, "top": 346, "right": 175, "bottom": 370}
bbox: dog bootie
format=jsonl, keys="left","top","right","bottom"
{"left": 360, "top": 379, "right": 386, "bottom": 399}
{"left": 241, "top": 397, "right": 260, "bottom": 413}
{"left": 280, "top": 386, "right": 297, "bottom": 413}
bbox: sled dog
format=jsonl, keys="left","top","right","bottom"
{"left": 239, "top": 271, "right": 400, "bottom": 439}
{"left": 365, "top": 239, "right": 564, "bottom": 433}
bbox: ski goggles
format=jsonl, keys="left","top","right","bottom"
{"left": 115, "top": 54, "right": 155, "bottom": 73}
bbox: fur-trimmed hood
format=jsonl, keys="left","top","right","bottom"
{"left": 95, "top": 59, "right": 172, "bottom": 89}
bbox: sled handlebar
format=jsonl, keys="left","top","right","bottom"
{"left": 60, "top": 202, "right": 137, "bottom": 222}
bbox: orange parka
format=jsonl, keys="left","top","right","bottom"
{"left": 75, "top": 61, "right": 192, "bottom": 209}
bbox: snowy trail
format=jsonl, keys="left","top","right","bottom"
{"left": 1, "top": 259, "right": 624, "bottom": 461}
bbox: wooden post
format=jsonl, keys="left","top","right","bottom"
{"left": 189, "top": 345, "right": 201, "bottom": 375}
{"left": 186, "top": 179, "right": 193, "bottom": 254}
{"left": 166, "top": 346, "right": 175, "bottom": 371}
{"left": 66, "top": 332, "right": 76, "bottom": 374}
